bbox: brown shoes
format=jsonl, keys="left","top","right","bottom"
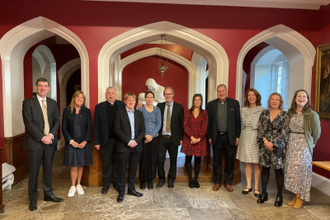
{"left": 213, "top": 183, "right": 221, "bottom": 191}
{"left": 225, "top": 184, "right": 233, "bottom": 192}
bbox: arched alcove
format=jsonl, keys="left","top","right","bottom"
{"left": 0, "top": 16, "right": 89, "bottom": 137}
{"left": 98, "top": 21, "right": 229, "bottom": 104}
{"left": 32, "top": 45, "right": 57, "bottom": 100}
{"left": 236, "top": 24, "right": 316, "bottom": 106}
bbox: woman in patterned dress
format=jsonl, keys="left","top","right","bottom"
{"left": 62, "top": 91, "right": 93, "bottom": 197}
{"left": 284, "top": 89, "right": 321, "bottom": 209}
{"left": 257, "top": 93, "right": 289, "bottom": 207}
{"left": 237, "top": 88, "right": 264, "bottom": 197}
{"left": 181, "top": 94, "right": 208, "bottom": 188}
{"left": 138, "top": 91, "right": 162, "bottom": 190}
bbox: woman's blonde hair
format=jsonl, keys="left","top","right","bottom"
{"left": 267, "top": 92, "right": 284, "bottom": 110}
{"left": 69, "top": 90, "right": 86, "bottom": 113}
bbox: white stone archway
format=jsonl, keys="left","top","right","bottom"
{"left": 0, "top": 16, "right": 89, "bottom": 137}
{"left": 236, "top": 24, "right": 316, "bottom": 106}
{"left": 98, "top": 21, "right": 229, "bottom": 103}
{"left": 32, "top": 45, "right": 57, "bottom": 100}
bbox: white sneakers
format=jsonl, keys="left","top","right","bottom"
{"left": 76, "top": 184, "right": 84, "bottom": 195}
{"left": 68, "top": 185, "right": 85, "bottom": 197}
{"left": 67, "top": 186, "right": 76, "bottom": 197}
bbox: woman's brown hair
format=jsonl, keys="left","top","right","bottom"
{"left": 290, "top": 89, "right": 312, "bottom": 113}
{"left": 189, "top": 94, "right": 204, "bottom": 117}
{"left": 244, "top": 88, "right": 262, "bottom": 107}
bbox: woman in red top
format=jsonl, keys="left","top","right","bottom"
{"left": 181, "top": 94, "right": 208, "bottom": 188}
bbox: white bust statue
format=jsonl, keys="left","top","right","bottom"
{"left": 137, "top": 78, "right": 166, "bottom": 106}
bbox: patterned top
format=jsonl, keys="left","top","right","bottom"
{"left": 138, "top": 106, "right": 162, "bottom": 137}
{"left": 258, "top": 109, "right": 289, "bottom": 169}
{"left": 181, "top": 110, "right": 208, "bottom": 157}
{"left": 236, "top": 106, "right": 264, "bottom": 163}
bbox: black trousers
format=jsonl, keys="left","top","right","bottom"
{"left": 27, "top": 144, "right": 56, "bottom": 201}
{"left": 117, "top": 150, "right": 141, "bottom": 195}
{"left": 139, "top": 136, "right": 159, "bottom": 182}
{"left": 212, "top": 133, "right": 235, "bottom": 185}
{"left": 158, "top": 136, "right": 178, "bottom": 183}
{"left": 99, "top": 138, "right": 119, "bottom": 186}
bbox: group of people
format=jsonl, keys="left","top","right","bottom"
{"left": 237, "top": 88, "right": 321, "bottom": 209}
{"left": 22, "top": 77, "right": 321, "bottom": 212}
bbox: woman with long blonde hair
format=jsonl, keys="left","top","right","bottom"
{"left": 62, "top": 91, "right": 93, "bottom": 197}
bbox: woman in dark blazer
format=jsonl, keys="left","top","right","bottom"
{"left": 62, "top": 91, "right": 93, "bottom": 198}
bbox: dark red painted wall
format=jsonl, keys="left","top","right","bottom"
{"left": 122, "top": 56, "right": 188, "bottom": 108}
{"left": 121, "top": 44, "right": 193, "bottom": 61}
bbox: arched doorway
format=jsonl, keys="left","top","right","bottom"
{"left": 236, "top": 24, "right": 316, "bottom": 105}
{"left": 0, "top": 16, "right": 88, "bottom": 183}
{"left": 98, "top": 21, "right": 229, "bottom": 103}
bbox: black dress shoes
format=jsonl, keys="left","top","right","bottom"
{"left": 168, "top": 181, "right": 174, "bottom": 188}
{"left": 274, "top": 195, "right": 283, "bottom": 207}
{"left": 156, "top": 179, "right": 165, "bottom": 188}
{"left": 44, "top": 195, "right": 64, "bottom": 203}
{"left": 148, "top": 180, "right": 153, "bottom": 190}
{"left": 188, "top": 181, "right": 194, "bottom": 188}
{"left": 242, "top": 188, "right": 252, "bottom": 195}
{"left": 194, "top": 181, "right": 200, "bottom": 189}
{"left": 140, "top": 181, "right": 147, "bottom": 190}
{"left": 117, "top": 195, "right": 124, "bottom": 203}
{"left": 101, "top": 185, "right": 109, "bottom": 194}
{"left": 257, "top": 193, "right": 268, "bottom": 204}
{"left": 127, "top": 190, "right": 143, "bottom": 197}
{"left": 29, "top": 200, "right": 37, "bottom": 211}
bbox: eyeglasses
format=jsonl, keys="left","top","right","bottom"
{"left": 164, "top": 93, "right": 173, "bottom": 96}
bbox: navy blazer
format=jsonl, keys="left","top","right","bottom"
{"left": 94, "top": 100, "right": 125, "bottom": 146}
{"left": 114, "top": 108, "right": 145, "bottom": 153}
{"left": 157, "top": 101, "right": 184, "bottom": 146}
{"left": 207, "top": 97, "right": 241, "bottom": 146}
{"left": 62, "top": 107, "right": 92, "bottom": 144}
{"left": 22, "top": 96, "right": 60, "bottom": 150}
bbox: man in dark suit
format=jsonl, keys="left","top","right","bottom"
{"left": 22, "top": 77, "right": 63, "bottom": 211}
{"left": 156, "top": 87, "right": 184, "bottom": 189}
{"left": 94, "top": 86, "right": 125, "bottom": 194}
{"left": 114, "top": 92, "right": 145, "bottom": 203}
{"left": 207, "top": 84, "right": 241, "bottom": 192}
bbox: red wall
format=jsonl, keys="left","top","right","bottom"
{"left": 121, "top": 44, "right": 193, "bottom": 61}
{"left": 122, "top": 56, "right": 188, "bottom": 108}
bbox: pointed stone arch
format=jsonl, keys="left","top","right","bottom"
{"left": 236, "top": 24, "right": 316, "bottom": 105}
{"left": 32, "top": 45, "right": 57, "bottom": 100}
{"left": 0, "top": 16, "right": 89, "bottom": 137}
{"left": 98, "top": 21, "right": 228, "bottom": 103}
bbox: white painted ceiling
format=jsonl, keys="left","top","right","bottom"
{"left": 86, "top": 0, "right": 330, "bottom": 10}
